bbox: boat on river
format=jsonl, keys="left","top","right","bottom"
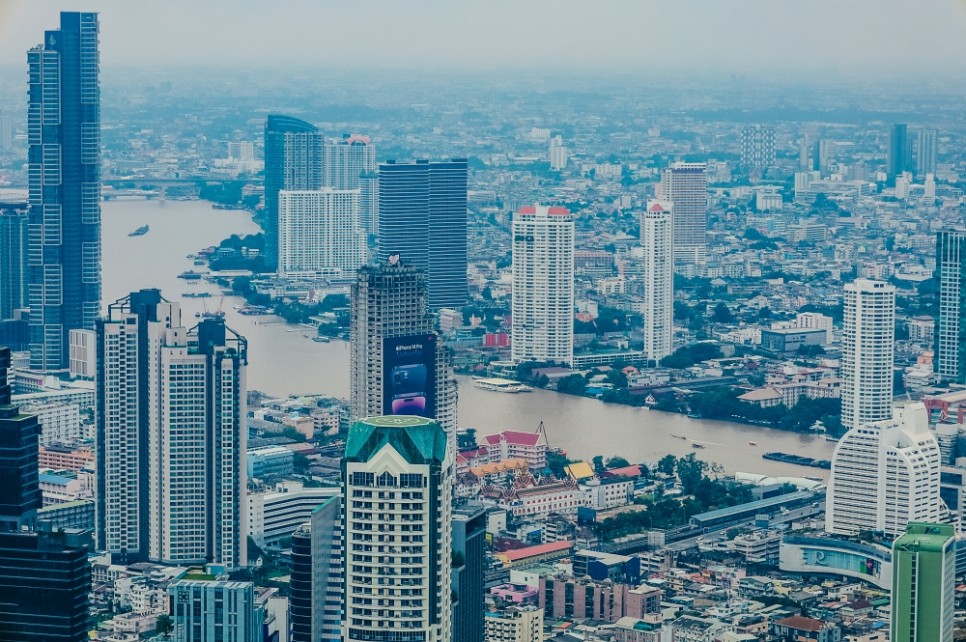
{"left": 128, "top": 225, "right": 149, "bottom": 237}
{"left": 473, "top": 377, "right": 533, "bottom": 393}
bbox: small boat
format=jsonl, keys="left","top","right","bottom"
{"left": 747, "top": 441, "right": 757, "bottom": 446}
{"left": 691, "top": 443, "right": 705, "bottom": 449}
{"left": 671, "top": 434, "right": 687, "bottom": 440}
{"left": 128, "top": 225, "right": 149, "bottom": 237}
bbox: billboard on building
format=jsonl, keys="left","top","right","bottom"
{"left": 382, "top": 334, "right": 437, "bottom": 420}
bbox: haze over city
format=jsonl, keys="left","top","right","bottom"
{"left": 2, "top": 0, "right": 966, "bottom": 73}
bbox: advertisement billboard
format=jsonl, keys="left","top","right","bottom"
{"left": 382, "top": 334, "right": 437, "bottom": 420}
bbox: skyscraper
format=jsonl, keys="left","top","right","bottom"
{"left": 825, "top": 402, "right": 941, "bottom": 538}
{"left": 549, "top": 135, "right": 568, "bottom": 171}
{"left": 641, "top": 201, "right": 674, "bottom": 363}
{"left": 891, "top": 522, "right": 956, "bottom": 642}
{"left": 511, "top": 206, "right": 574, "bottom": 365}
{"left": 812, "top": 139, "right": 831, "bottom": 175}
{"left": 263, "top": 114, "right": 322, "bottom": 272}
{"left": 888, "top": 123, "right": 909, "bottom": 179}
{"left": 349, "top": 258, "right": 457, "bottom": 432}
{"left": 323, "top": 133, "right": 376, "bottom": 189}
{"left": 27, "top": 12, "right": 101, "bottom": 372}
{"left": 740, "top": 125, "right": 775, "bottom": 171}
{"left": 452, "top": 501, "right": 486, "bottom": 642}
{"left": 96, "top": 290, "right": 247, "bottom": 567}
{"left": 377, "top": 159, "right": 468, "bottom": 309}
{"left": 0, "top": 345, "right": 41, "bottom": 530}
{"left": 342, "top": 415, "right": 453, "bottom": 642}
{"left": 290, "top": 497, "right": 343, "bottom": 642}
{"left": 917, "top": 128, "right": 938, "bottom": 177}
{"left": 936, "top": 229, "right": 966, "bottom": 383}
{"left": 661, "top": 163, "right": 707, "bottom": 265}
{"left": 169, "top": 578, "right": 263, "bottom": 641}
{"left": 0, "top": 110, "right": 12, "bottom": 151}
{"left": 278, "top": 189, "right": 366, "bottom": 277}
{"left": 0, "top": 345, "right": 91, "bottom": 641}
{"left": 841, "top": 279, "right": 895, "bottom": 430}
{"left": 0, "top": 196, "right": 28, "bottom": 321}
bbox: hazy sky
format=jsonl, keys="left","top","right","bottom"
{"left": 2, "top": 0, "right": 966, "bottom": 74}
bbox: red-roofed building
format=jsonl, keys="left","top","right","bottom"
{"left": 483, "top": 430, "right": 548, "bottom": 469}
{"left": 770, "top": 615, "right": 841, "bottom": 641}
{"left": 494, "top": 540, "right": 573, "bottom": 567}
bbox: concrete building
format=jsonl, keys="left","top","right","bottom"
{"left": 278, "top": 189, "right": 366, "bottom": 276}
{"left": 740, "top": 125, "right": 775, "bottom": 170}
{"left": 841, "top": 279, "right": 895, "bottom": 430}
{"left": 641, "top": 200, "right": 674, "bottom": 362}
{"left": 549, "top": 135, "right": 568, "bottom": 171}
{"left": 96, "top": 290, "right": 247, "bottom": 568}
{"left": 511, "top": 206, "right": 574, "bottom": 365}
{"left": 349, "top": 259, "right": 457, "bottom": 434}
{"left": 247, "top": 482, "right": 339, "bottom": 548}
{"left": 891, "top": 522, "right": 955, "bottom": 642}
{"left": 916, "top": 128, "right": 938, "bottom": 177}
{"left": 485, "top": 606, "right": 543, "bottom": 642}
{"left": 826, "top": 403, "right": 941, "bottom": 538}
{"left": 660, "top": 162, "right": 707, "bottom": 265}
{"left": 0, "top": 196, "right": 27, "bottom": 321}
{"left": 342, "top": 416, "right": 453, "bottom": 642}
{"left": 246, "top": 445, "right": 295, "bottom": 479}
{"left": 169, "top": 578, "right": 263, "bottom": 642}
{"left": 323, "top": 133, "right": 376, "bottom": 190}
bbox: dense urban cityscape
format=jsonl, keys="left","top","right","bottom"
{"left": 1, "top": 4, "right": 966, "bottom": 642}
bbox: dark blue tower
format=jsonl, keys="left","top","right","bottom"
{"left": 26, "top": 12, "right": 101, "bottom": 372}
{"left": 263, "top": 114, "right": 321, "bottom": 272}
{"left": 378, "top": 159, "right": 468, "bottom": 309}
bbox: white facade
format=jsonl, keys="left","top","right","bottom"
{"left": 841, "top": 279, "right": 895, "bottom": 430}
{"left": 826, "top": 402, "right": 941, "bottom": 538}
{"left": 19, "top": 399, "right": 83, "bottom": 446}
{"left": 343, "top": 416, "right": 453, "bottom": 642}
{"left": 796, "top": 312, "right": 834, "bottom": 344}
{"left": 549, "top": 135, "right": 568, "bottom": 171}
{"left": 247, "top": 482, "right": 339, "bottom": 548}
{"left": 511, "top": 206, "right": 574, "bottom": 365}
{"left": 278, "top": 189, "right": 366, "bottom": 276}
{"left": 68, "top": 329, "right": 95, "bottom": 379}
{"left": 323, "top": 134, "right": 376, "bottom": 190}
{"left": 641, "top": 201, "right": 674, "bottom": 362}
{"left": 97, "top": 291, "right": 247, "bottom": 568}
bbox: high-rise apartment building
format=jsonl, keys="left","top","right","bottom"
{"left": 891, "top": 522, "right": 955, "bottom": 642}
{"left": 841, "top": 279, "right": 895, "bottom": 430}
{"left": 264, "top": 114, "right": 322, "bottom": 272}
{"left": 342, "top": 416, "right": 453, "bottom": 642}
{"left": 812, "top": 139, "right": 832, "bottom": 175}
{"left": 0, "top": 197, "right": 27, "bottom": 321}
{"left": 826, "top": 402, "right": 941, "bottom": 538}
{"left": 641, "top": 201, "right": 674, "bottom": 362}
{"left": 27, "top": 12, "right": 101, "bottom": 372}
{"left": 917, "top": 128, "right": 938, "bottom": 177}
{"left": 323, "top": 133, "right": 376, "bottom": 189}
{"left": 0, "top": 110, "right": 12, "bottom": 151}
{"left": 359, "top": 170, "right": 380, "bottom": 237}
{"left": 936, "top": 229, "right": 966, "bottom": 383}
{"left": 278, "top": 189, "right": 366, "bottom": 277}
{"left": 169, "top": 578, "right": 263, "bottom": 642}
{"left": 0, "top": 345, "right": 91, "bottom": 641}
{"left": 452, "top": 501, "right": 486, "bottom": 642}
{"left": 549, "top": 135, "right": 568, "bottom": 171}
{"left": 889, "top": 123, "right": 910, "bottom": 179}
{"left": 95, "top": 290, "right": 247, "bottom": 568}
{"left": 349, "top": 259, "right": 457, "bottom": 433}
{"left": 290, "top": 496, "right": 343, "bottom": 642}
{"left": 511, "top": 206, "right": 574, "bottom": 365}
{"left": 740, "top": 125, "right": 775, "bottom": 170}
{"left": 661, "top": 163, "right": 707, "bottom": 264}
{"left": 377, "top": 159, "right": 468, "bottom": 309}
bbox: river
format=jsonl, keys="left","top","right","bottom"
{"left": 102, "top": 199, "right": 835, "bottom": 478}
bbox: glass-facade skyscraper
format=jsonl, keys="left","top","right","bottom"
{"left": 377, "top": 159, "right": 468, "bottom": 309}
{"left": 888, "top": 122, "right": 909, "bottom": 179}
{"left": 263, "top": 114, "right": 322, "bottom": 272}
{"left": 27, "top": 12, "right": 101, "bottom": 372}
{"left": 936, "top": 229, "right": 966, "bottom": 383}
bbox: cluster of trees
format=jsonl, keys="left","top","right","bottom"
{"left": 687, "top": 387, "right": 844, "bottom": 436}
{"left": 574, "top": 306, "right": 637, "bottom": 335}
{"left": 595, "top": 453, "right": 753, "bottom": 540}
{"left": 209, "top": 233, "right": 270, "bottom": 272}
{"left": 659, "top": 342, "right": 723, "bottom": 369}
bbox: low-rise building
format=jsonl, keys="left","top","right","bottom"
{"left": 485, "top": 605, "right": 544, "bottom": 642}
{"left": 247, "top": 482, "right": 339, "bottom": 548}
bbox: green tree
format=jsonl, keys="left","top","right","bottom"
{"left": 156, "top": 614, "right": 174, "bottom": 635}
{"left": 606, "top": 456, "right": 630, "bottom": 469}
{"left": 547, "top": 451, "right": 573, "bottom": 478}
{"left": 676, "top": 453, "right": 708, "bottom": 495}
{"left": 556, "top": 374, "right": 587, "bottom": 396}
{"left": 592, "top": 455, "right": 605, "bottom": 474}
{"left": 457, "top": 428, "right": 478, "bottom": 450}
{"left": 657, "top": 454, "right": 677, "bottom": 476}
{"left": 712, "top": 303, "right": 735, "bottom": 323}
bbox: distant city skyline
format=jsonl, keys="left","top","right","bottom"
{"left": 2, "top": 1, "right": 966, "bottom": 74}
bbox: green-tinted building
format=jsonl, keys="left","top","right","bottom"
{"left": 891, "top": 522, "right": 955, "bottom": 642}
{"left": 341, "top": 416, "right": 453, "bottom": 642}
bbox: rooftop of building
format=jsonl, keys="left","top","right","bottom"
{"left": 344, "top": 415, "right": 446, "bottom": 465}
